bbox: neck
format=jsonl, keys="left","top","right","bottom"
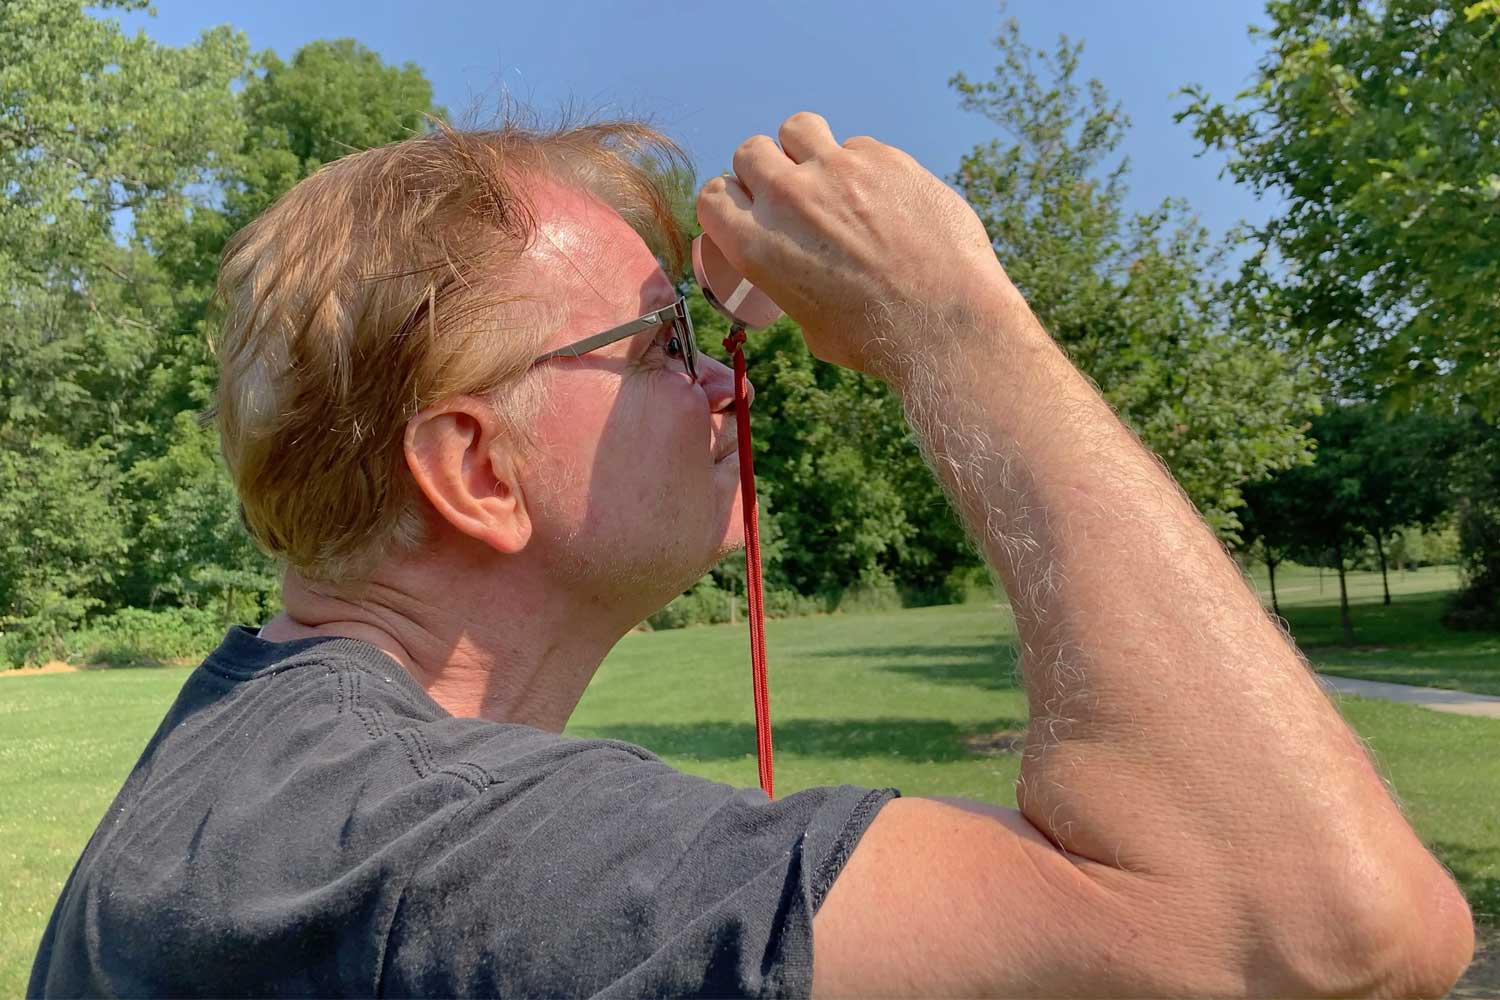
{"left": 260, "top": 552, "right": 635, "bottom": 732}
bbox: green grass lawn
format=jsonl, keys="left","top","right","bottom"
{"left": 2, "top": 570, "right": 1496, "bottom": 994}
{"left": 1244, "top": 564, "right": 1500, "bottom": 696}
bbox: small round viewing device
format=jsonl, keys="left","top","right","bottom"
{"left": 691, "top": 234, "right": 783, "bottom": 330}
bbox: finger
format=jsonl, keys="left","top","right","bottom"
{"left": 842, "top": 134, "right": 882, "bottom": 151}
{"left": 730, "top": 134, "right": 792, "bottom": 199}
{"left": 779, "top": 111, "right": 839, "bottom": 164}
{"left": 695, "top": 173, "right": 754, "bottom": 253}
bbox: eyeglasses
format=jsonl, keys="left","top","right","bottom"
{"left": 531, "top": 295, "right": 700, "bottom": 382}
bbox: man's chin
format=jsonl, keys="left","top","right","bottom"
{"left": 716, "top": 528, "right": 746, "bottom": 561}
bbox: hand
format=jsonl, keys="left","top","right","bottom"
{"left": 696, "top": 112, "right": 1009, "bottom": 378}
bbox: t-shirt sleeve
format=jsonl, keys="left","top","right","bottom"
{"left": 378, "top": 740, "right": 896, "bottom": 999}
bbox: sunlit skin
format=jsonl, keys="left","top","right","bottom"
{"left": 259, "top": 179, "right": 751, "bottom": 730}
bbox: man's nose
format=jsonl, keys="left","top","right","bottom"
{"left": 698, "top": 351, "right": 755, "bottom": 412}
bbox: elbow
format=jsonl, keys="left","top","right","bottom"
{"left": 1369, "top": 866, "right": 1473, "bottom": 999}
{"left": 1278, "top": 857, "right": 1474, "bottom": 998}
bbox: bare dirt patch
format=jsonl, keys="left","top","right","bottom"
{"left": 0, "top": 660, "right": 80, "bottom": 678}
{"left": 2, "top": 656, "right": 196, "bottom": 677}
{"left": 964, "top": 729, "right": 1026, "bottom": 756}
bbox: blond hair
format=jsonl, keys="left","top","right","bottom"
{"left": 212, "top": 117, "right": 690, "bottom": 581}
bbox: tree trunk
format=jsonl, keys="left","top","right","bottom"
{"left": 1335, "top": 542, "right": 1355, "bottom": 645}
{"left": 1267, "top": 555, "right": 1282, "bottom": 618}
{"left": 1375, "top": 530, "right": 1391, "bottom": 605}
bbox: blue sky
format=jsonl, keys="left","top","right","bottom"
{"left": 117, "top": 0, "right": 1273, "bottom": 245}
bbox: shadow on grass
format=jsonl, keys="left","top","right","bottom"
{"left": 804, "top": 642, "right": 1021, "bottom": 692}
{"left": 1284, "top": 595, "right": 1467, "bottom": 648}
{"left": 572, "top": 716, "right": 1028, "bottom": 764}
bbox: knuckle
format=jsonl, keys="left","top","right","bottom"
{"left": 733, "top": 134, "right": 774, "bottom": 164}
{"left": 782, "top": 110, "right": 824, "bottom": 132}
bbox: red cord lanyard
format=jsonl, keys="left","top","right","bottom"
{"left": 723, "top": 325, "right": 774, "bottom": 799}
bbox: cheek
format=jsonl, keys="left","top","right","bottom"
{"left": 530, "top": 377, "right": 711, "bottom": 532}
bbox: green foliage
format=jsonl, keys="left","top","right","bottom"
{"left": 1380, "top": 521, "right": 1461, "bottom": 570}
{"left": 646, "top": 578, "right": 736, "bottom": 630}
{"left": 0, "top": 437, "right": 131, "bottom": 660}
{"left": 1180, "top": 0, "right": 1500, "bottom": 415}
{"left": 2, "top": 4, "right": 1444, "bottom": 654}
{"left": 1446, "top": 426, "right": 1500, "bottom": 628}
{"left": 0, "top": 606, "right": 227, "bottom": 669}
{"left": 0, "top": 0, "right": 249, "bottom": 293}
{"left": 951, "top": 21, "right": 1320, "bottom": 537}
{"left": 1241, "top": 402, "right": 1462, "bottom": 634}
{"left": 691, "top": 297, "right": 979, "bottom": 602}
{"left": 227, "top": 38, "right": 440, "bottom": 225}
{"left": 123, "top": 412, "right": 277, "bottom": 612}
{"left": 1182, "top": 0, "right": 1500, "bottom": 623}
{"left": 0, "top": 4, "right": 442, "bottom": 648}
{"left": 66, "top": 606, "right": 227, "bottom": 665}
{"left": 644, "top": 577, "right": 823, "bottom": 631}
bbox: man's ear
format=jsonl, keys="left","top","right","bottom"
{"left": 404, "top": 397, "right": 531, "bottom": 555}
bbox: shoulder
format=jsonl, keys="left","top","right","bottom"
{"left": 383, "top": 745, "right": 896, "bottom": 997}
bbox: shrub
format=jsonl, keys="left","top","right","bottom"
{"left": 1445, "top": 496, "right": 1500, "bottom": 630}
{"left": 49, "top": 607, "right": 224, "bottom": 669}
{"left": 647, "top": 579, "right": 735, "bottom": 630}
{"left": 762, "top": 588, "right": 821, "bottom": 619}
{"left": 645, "top": 580, "right": 826, "bottom": 630}
{"left": 831, "top": 580, "right": 904, "bottom": 615}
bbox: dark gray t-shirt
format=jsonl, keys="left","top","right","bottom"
{"left": 28, "top": 626, "right": 896, "bottom": 998}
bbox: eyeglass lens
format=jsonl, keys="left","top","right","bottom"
{"left": 677, "top": 303, "right": 700, "bottom": 382}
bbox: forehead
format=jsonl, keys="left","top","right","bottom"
{"left": 523, "top": 179, "right": 674, "bottom": 320}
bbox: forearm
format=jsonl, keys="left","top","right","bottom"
{"left": 890, "top": 271, "right": 1461, "bottom": 932}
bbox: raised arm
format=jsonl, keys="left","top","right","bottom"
{"left": 696, "top": 112, "right": 1473, "bottom": 998}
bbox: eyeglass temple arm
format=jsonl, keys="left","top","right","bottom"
{"left": 533, "top": 311, "right": 667, "bottom": 364}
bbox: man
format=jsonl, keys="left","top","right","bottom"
{"left": 31, "top": 112, "right": 1471, "bottom": 997}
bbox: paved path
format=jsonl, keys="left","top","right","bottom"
{"left": 1317, "top": 674, "right": 1500, "bottom": 719}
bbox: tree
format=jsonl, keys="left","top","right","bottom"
{"left": 1180, "top": 0, "right": 1500, "bottom": 413}
{"left": 1239, "top": 477, "right": 1308, "bottom": 618}
{"left": 0, "top": 438, "right": 131, "bottom": 660}
{"left": 689, "top": 297, "right": 975, "bottom": 603}
{"left": 227, "top": 39, "right": 441, "bottom": 226}
{"left": 1180, "top": 0, "right": 1500, "bottom": 624}
{"left": 951, "top": 20, "right": 1320, "bottom": 540}
{"left": 0, "top": 0, "right": 249, "bottom": 641}
{"left": 1240, "top": 402, "right": 1457, "bottom": 639}
{"left": 1270, "top": 406, "right": 1376, "bottom": 644}
{"left": 1357, "top": 408, "right": 1460, "bottom": 603}
{"left": 116, "top": 36, "right": 443, "bottom": 615}
{"left": 0, "top": 5, "right": 444, "bottom": 651}
{"left": 1445, "top": 417, "right": 1500, "bottom": 627}
{"left": 125, "top": 412, "right": 277, "bottom": 618}
{"left": 0, "top": 0, "right": 248, "bottom": 453}
{"left": 0, "top": 0, "right": 248, "bottom": 300}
